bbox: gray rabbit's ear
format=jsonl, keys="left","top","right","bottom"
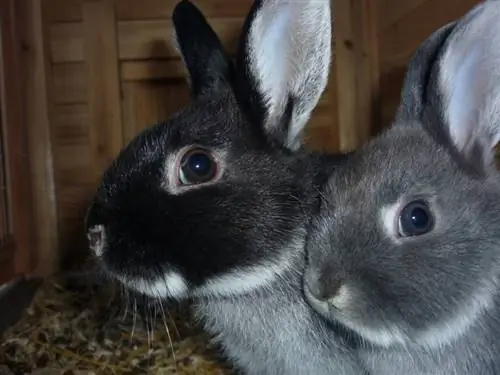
{"left": 394, "top": 21, "right": 456, "bottom": 123}
{"left": 436, "top": 1, "right": 500, "bottom": 169}
{"left": 172, "top": 0, "right": 234, "bottom": 100}
{"left": 235, "top": 0, "right": 332, "bottom": 151}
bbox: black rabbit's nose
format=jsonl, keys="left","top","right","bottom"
{"left": 87, "top": 225, "right": 105, "bottom": 256}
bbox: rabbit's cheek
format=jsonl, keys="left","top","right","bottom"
{"left": 115, "top": 271, "right": 189, "bottom": 300}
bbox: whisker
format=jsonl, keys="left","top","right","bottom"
{"left": 156, "top": 293, "right": 178, "bottom": 373}
{"left": 131, "top": 297, "right": 138, "bottom": 339}
{"left": 121, "top": 286, "right": 129, "bottom": 321}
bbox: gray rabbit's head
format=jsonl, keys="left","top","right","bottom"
{"left": 304, "top": 1, "right": 500, "bottom": 350}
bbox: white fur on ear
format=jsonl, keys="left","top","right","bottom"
{"left": 439, "top": 1, "right": 500, "bottom": 165}
{"left": 247, "top": 0, "right": 332, "bottom": 150}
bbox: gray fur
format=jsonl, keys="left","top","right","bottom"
{"left": 304, "top": 1, "right": 500, "bottom": 374}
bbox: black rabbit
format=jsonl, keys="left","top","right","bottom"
{"left": 85, "top": 0, "right": 366, "bottom": 374}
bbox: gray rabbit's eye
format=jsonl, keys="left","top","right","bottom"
{"left": 178, "top": 147, "right": 218, "bottom": 185}
{"left": 398, "top": 200, "right": 434, "bottom": 237}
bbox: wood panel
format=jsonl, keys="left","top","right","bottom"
{"left": 377, "top": 0, "right": 481, "bottom": 127}
{"left": 50, "top": 18, "right": 244, "bottom": 63}
{"left": 83, "top": 0, "right": 123, "bottom": 178}
{"left": 0, "top": 0, "right": 36, "bottom": 283}
{"left": 45, "top": 0, "right": 254, "bottom": 23}
{"left": 15, "top": 0, "right": 60, "bottom": 277}
{"left": 333, "top": 0, "right": 380, "bottom": 151}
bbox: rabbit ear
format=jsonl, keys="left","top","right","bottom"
{"left": 394, "top": 21, "right": 456, "bottom": 123}
{"left": 235, "top": 0, "right": 332, "bottom": 150}
{"left": 436, "top": 1, "right": 500, "bottom": 169}
{"left": 172, "top": 0, "right": 234, "bottom": 99}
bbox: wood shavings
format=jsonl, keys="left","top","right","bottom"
{"left": 0, "top": 275, "right": 233, "bottom": 374}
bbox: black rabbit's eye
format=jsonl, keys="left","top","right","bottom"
{"left": 178, "top": 147, "right": 217, "bottom": 185}
{"left": 398, "top": 200, "right": 434, "bottom": 237}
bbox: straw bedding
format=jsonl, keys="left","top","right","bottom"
{"left": 0, "top": 273, "right": 232, "bottom": 374}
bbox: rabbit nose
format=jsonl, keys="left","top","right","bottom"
{"left": 87, "top": 225, "right": 105, "bottom": 256}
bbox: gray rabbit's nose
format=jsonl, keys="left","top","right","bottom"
{"left": 304, "top": 271, "right": 342, "bottom": 302}
{"left": 87, "top": 225, "right": 105, "bottom": 256}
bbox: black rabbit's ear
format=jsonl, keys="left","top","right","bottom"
{"left": 433, "top": 1, "right": 500, "bottom": 170}
{"left": 172, "top": 0, "right": 234, "bottom": 100}
{"left": 235, "top": 0, "right": 332, "bottom": 151}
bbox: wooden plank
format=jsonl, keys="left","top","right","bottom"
{"left": 44, "top": 0, "right": 253, "bottom": 22}
{"left": 53, "top": 104, "right": 89, "bottom": 146}
{"left": 378, "top": 0, "right": 479, "bottom": 70}
{"left": 376, "top": 0, "right": 426, "bottom": 31}
{"left": 83, "top": 0, "right": 123, "bottom": 177}
{"left": 0, "top": 0, "right": 36, "bottom": 280}
{"left": 44, "top": 0, "right": 82, "bottom": 23}
{"left": 49, "top": 17, "right": 243, "bottom": 63}
{"left": 15, "top": 0, "right": 60, "bottom": 277}
{"left": 121, "top": 80, "right": 190, "bottom": 144}
{"left": 52, "top": 63, "right": 87, "bottom": 104}
{"left": 121, "top": 59, "right": 187, "bottom": 81}
{"left": 55, "top": 143, "right": 92, "bottom": 170}
{"left": 115, "top": 0, "right": 253, "bottom": 21}
{"left": 333, "top": 0, "right": 380, "bottom": 152}
{"left": 50, "top": 22, "right": 83, "bottom": 63}
{"left": 118, "top": 18, "right": 242, "bottom": 60}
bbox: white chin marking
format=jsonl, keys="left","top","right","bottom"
{"left": 118, "top": 271, "right": 189, "bottom": 299}
{"left": 328, "top": 284, "right": 352, "bottom": 310}
{"left": 192, "top": 247, "right": 300, "bottom": 298}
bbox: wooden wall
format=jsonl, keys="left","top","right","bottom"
{"left": 25, "top": 0, "right": 480, "bottom": 275}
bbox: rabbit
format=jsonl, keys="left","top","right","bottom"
{"left": 302, "top": 1, "right": 500, "bottom": 374}
{"left": 84, "top": 0, "right": 368, "bottom": 374}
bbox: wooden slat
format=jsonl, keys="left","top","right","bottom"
{"left": 121, "top": 80, "right": 190, "bottom": 144}
{"left": 379, "top": 66, "right": 407, "bottom": 127}
{"left": 55, "top": 143, "right": 92, "bottom": 170}
{"left": 0, "top": 0, "right": 35, "bottom": 279}
{"left": 333, "top": 0, "right": 380, "bottom": 152}
{"left": 121, "top": 59, "right": 187, "bottom": 81}
{"left": 16, "top": 0, "right": 60, "bottom": 276}
{"left": 44, "top": 0, "right": 82, "bottom": 23}
{"left": 115, "top": 0, "right": 252, "bottom": 21}
{"left": 378, "top": 0, "right": 479, "bottom": 70}
{"left": 52, "top": 63, "right": 87, "bottom": 104}
{"left": 53, "top": 104, "right": 89, "bottom": 146}
{"left": 58, "top": 167, "right": 95, "bottom": 186}
{"left": 44, "top": 0, "right": 253, "bottom": 22}
{"left": 83, "top": 0, "right": 123, "bottom": 177}
{"left": 58, "top": 184, "right": 96, "bottom": 221}
{"left": 376, "top": 0, "right": 426, "bottom": 32}
{"left": 49, "top": 18, "right": 243, "bottom": 63}
{"left": 50, "top": 22, "right": 82, "bottom": 63}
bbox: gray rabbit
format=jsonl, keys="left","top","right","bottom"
{"left": 84, "top": 0, "right": 367, "bottom": 374}
{"left": 303, "top": 1, "right": 500, "bottom": 374}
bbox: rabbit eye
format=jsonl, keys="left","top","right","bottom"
{"left": 178, "top": 147, "right": 218, "bottom": 185}
{"left": 398, "top": 200, "right": 434, "bottom": 237}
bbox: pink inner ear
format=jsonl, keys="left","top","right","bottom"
{"left": 442, "top": 48, "right": 480, "bottom": 155}
{"left": 440, "top": 1, "right": 500, "bottom": 160}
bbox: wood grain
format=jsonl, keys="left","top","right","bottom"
{"left": 0, "top": 0, "right": 36, "bottom": 281}
{"left": 83, "top": 0, "right": 123, "bottom": 179}
{"left": 50, "top": 17, "right": 244, "bottom": 63}
{"left": 333, "top": 0, "right": 380, "bottom": 152}
{"left": 45, "top": 0, "right": 253, "bottom": 22}
{"left": 15, "top": 0, "right": 60, "bottom": 277}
